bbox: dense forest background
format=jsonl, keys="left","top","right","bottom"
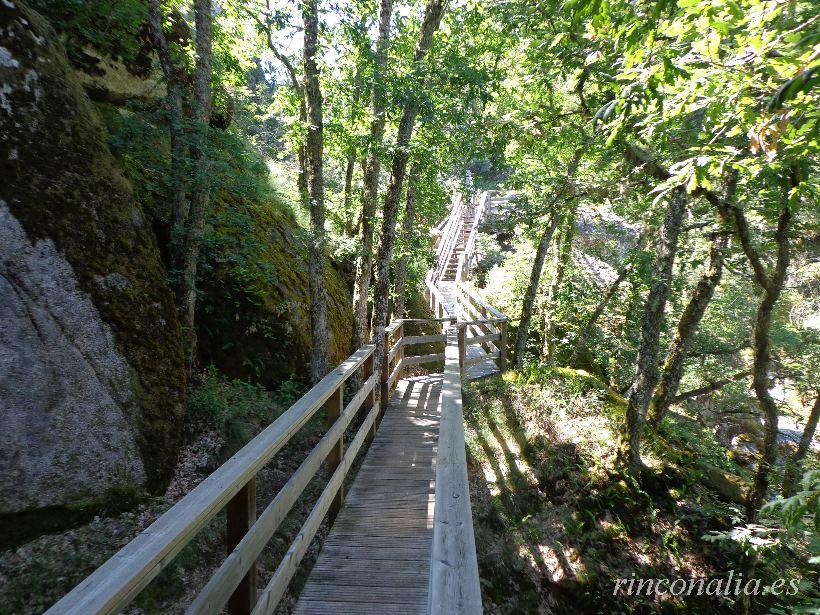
{"left": 0, "top": 0, "right": 817, "bottom": 612}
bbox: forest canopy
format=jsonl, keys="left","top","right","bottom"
{"left": 1, "top": 0, "right": 818, "bottom": 612}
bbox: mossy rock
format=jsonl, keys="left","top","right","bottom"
{"left": 0, "top": 1, "right": 185, "bottom": 544}
{"left": 197, "top": 198, "right": 353, "bottom": 385}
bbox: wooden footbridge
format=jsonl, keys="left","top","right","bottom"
{"left": 48, "top": 191, "right": 509, "bottom": 615}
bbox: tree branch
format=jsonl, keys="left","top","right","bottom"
{"left": 672, "top": 370, "right": 752, "bottom": 404}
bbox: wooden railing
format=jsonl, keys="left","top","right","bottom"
{"left": 47, "top": 319, "right": 454, "bottom": 615}
{"left": 425, "top": 271, "right": 450, "bottom": 318}
{"left": 456, "top": 191, "right": 489, "bottom": 282}
{"left": 429, "top": 324, "right": 482, "bottom": 614}
{"left": 432, "top": 193, "right": 465, "bottom": 283}
{"left": 456, "top": 282, "right": 508, "bottom": 372}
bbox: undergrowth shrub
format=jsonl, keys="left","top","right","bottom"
{"left": 187, "top": 367, "right": 280, "bottom": 461}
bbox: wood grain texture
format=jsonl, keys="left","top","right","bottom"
{"left": 429, "top": 331, "right": 482, "bottom": 615}
{"left": 46, "top": 343, "right": 377, "bottom": 615}
{"left": 293, "top": 375, "right": 442, "bottom": 615}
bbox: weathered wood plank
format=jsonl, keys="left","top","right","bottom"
{"left": 429, "top": 330, "right": 482, "bottom": 615}
{"left": 294, "top": 600, "right": 425, "bottom": 615}
{"left": 401, "top": 352, "right": 447, "bottom": 366}
{"left": 293, "top": 376, "right": 442, "bottom": 615}
{"left": 466, "top": 333, "right": 500, "bottom": 346}
{"left": 402, "top": 333, "right": 447, "bottom": 346}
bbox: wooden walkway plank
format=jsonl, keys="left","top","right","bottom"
{"left": 293, "top": 375, "right": 442, "bottom": 615}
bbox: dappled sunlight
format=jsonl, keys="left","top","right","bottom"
{"left": 462, "top": 371, "right": 753, "bottom": 612}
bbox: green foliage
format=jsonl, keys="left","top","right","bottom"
{"left": 28, "top": 0, "right": 147, "bottom": 64}
{"left": 187, "top": 367, "right": 279, "bottom": 460}
{"left": 764, "top": 470, "right": 820, "bottom": 558}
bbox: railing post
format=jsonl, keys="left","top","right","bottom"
{"left": 499, "top": 319, "right": 508, "bottom": 372}
{"left": 325, "top": 385, "right": 344, "bottom": 519}
{"left": 380, "top": 329, "right": 390, "bottom": 412}
{"left": 396, "top": 322, "right": 404, "bottom": 369}
{"left": 226, "top": 477, "right": 257, "bottom": 615}
{"left": 458, "top": 325, "right": 466, "bottom": 375}
{"left": 363, "top": 351, "right": 376, "bottom": 443}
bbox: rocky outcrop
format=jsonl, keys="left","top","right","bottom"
{"left": 198, "top": 204, "right": 353, "bottom": 385}
{"left": 0, "top": 2, "right": 185, "bottom": 544}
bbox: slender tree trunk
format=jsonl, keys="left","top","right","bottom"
{"left": 254, "top": 12, "right": 309, "bottom": 212}
{"left": 514, "top": 214, "right": 558, "bottom": 369}
{"left": 393, "top": 163, "right": 419, "bottom": 319}
{"left": 743, "top": 197, "right": 792, "bottom": 519}
{"left": 342, "top": 65, "right": 363, "bottom": 238}
{"left": 371, "top": 0, "right": 446, "bottom": 400}
{"left": 647, "top": 232, "right": 728, "bottom": 427}
{"left": 514, "top": 150, "right": 582, "bottom": 369}
{"left": 174, "top": 0, "right": 213, "bottom": 371}
{"left": 783, "top": 392, "right": 820, "bottom": 497}
{"left": 343, "top": 154, "right": 357, "bottom": 236}
{"left": 147, "top": 1, "right": 187, "bottom": 233}
{"left": 616, "top": 188, "right": 687, "bottom": 475}
{"left": 542, "top": 210, "right": 577, "bottom": 360}
{"left": 302, "top": 0, "right": 329, "bottom": 383}
{"left": 148, "top": 0, "right": 213, "bottom": 372}
{"left": 351, "top": 0, "right": 394, "bottom": 351}
{"left": 569, "top": 262, "right": 633, "bottom": 366}
{"left": 568, "top": 229, "right": 648, "bottom": 368}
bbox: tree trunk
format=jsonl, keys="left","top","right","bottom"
{"left": 342, "top": 64, "right": 363, "bottom": 237}
{"left": 783, "top": 392, "right": 820, "bottom": 497}
{"left": 514, "top": 149, "right": 582, "bottom": 369}
{"left": 255, "top": 13, "right": 309, "bottom": 212}
{"left": 176, "top": 0, "right": 213, "bottom": 371}
{"left": 647, "top": 232, "right": 727, "bottom": 427}
{"left": 744, "top": 197, "right": 792, "bottom": 520}
{"left": 542, "top": 210, "right": 577, "bottom": 360}
{"left": 148, "top": 0, "right": 213, "bottom": 373}
{"left": 514, "top": 214, "right": 558, "bottom": 369}
{"left": 393, "top": 163, "right": 419, "bottom": 319}
{"left": 351, "top": 0, "right": 394, "bottom": 351}
{"left": 342, "top": 153, "right": 357, "bottom": 236}
{"left": 302, "top": 0, "right": 329, "bottom": 383}
{"left": 569, "top": 261, "right": 633, "bottom": 367}
{"left": 147, "top": 0, "right": 188, "bottom": 321}
{"left": 616, "top": 187, "right": 687, "bottom": 475}
{"left": 371, "top": 0, "right": 445, "bottom": 400}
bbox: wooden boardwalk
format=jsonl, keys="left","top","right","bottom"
{"left": 437, "top": 282, "right": 500, "bottom": 380}
{"left": 48, "top": 191, "right": 501, "bottom": 615}
{"left": 294, "top": 376, "right": 441, "bottom": 614}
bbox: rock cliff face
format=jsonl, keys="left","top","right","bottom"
{"left": 198, "top": 204, "right": 353, "bottom": 386}
{"left": 0, "top": 2, "right": 185, "bottom": 545}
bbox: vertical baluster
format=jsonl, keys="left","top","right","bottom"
{"left": 226, "top": 478, "right": 257, "bottom": 615}
{"left": 396, "top": 322, "right": 404, "bottom": 379}
{"left": 380, "top": 329, "right": 389, "bottom": 413}
{"left": 363, "top": 350, "right": 376, "bottom": 443}
{"left": 325, "top": 386, "right": 344, "bottom": 519}
{"left": 499, "top": 319, "right": 508, "bottom": 372}
{"left": 458, "top": 325, "right": 466, "bottom": 375}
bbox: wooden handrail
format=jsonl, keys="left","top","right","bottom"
{"left": 428, "top": 326, "right": 482, "bottom": 614}
{"left": 457, "top": 281, "right": 506, "bottom": 320}
{"left": 47, "top": 340, "right": 379, "bottom": 615}
{"left": 47, "top": 317, "right": 459, "bottom": 615}
{"left": 461, "top": 191, "right": 488, "bottom": 279}
{"left": 433, "top": 193, "right": 466, "bottom": 283}
{"left": 186, "top": 371, "right": 378, "bottom": 614}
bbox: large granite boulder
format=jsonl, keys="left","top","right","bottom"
{"left": 0, "top": 1, "right": 185, "bottom": 545}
